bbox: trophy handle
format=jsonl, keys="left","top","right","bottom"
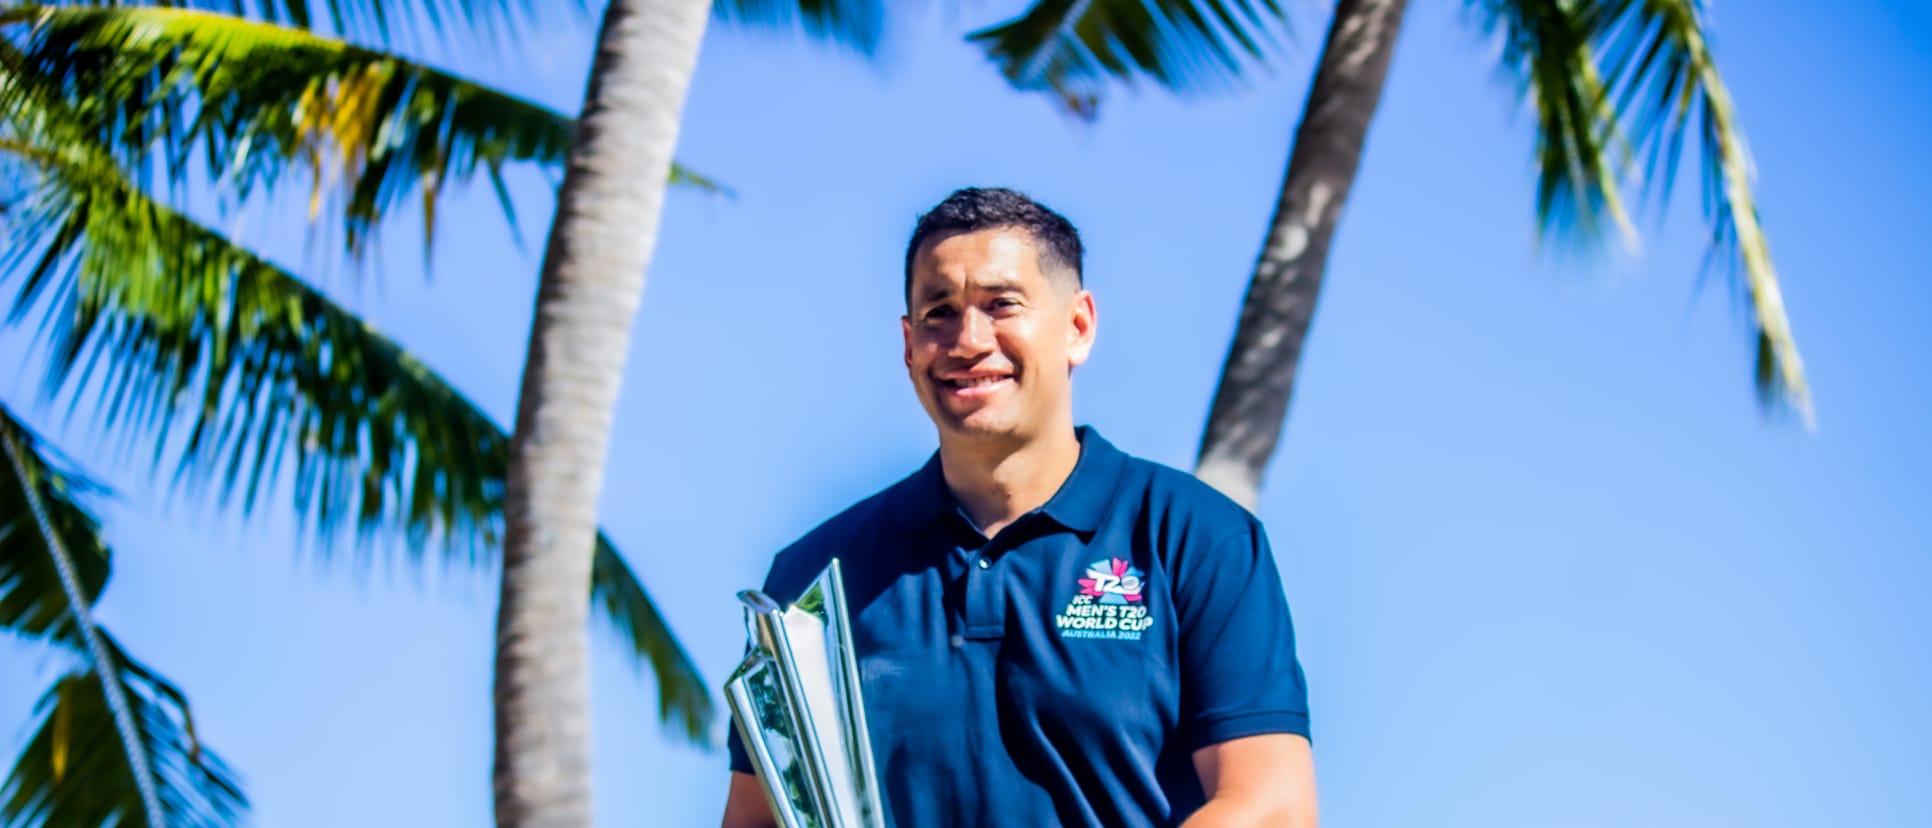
{"left": 821, "top": 561, "right": 886, "bottom": 823}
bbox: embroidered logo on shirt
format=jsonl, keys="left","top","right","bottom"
{"left": 1056, "top": 558, "right": 1153, "bottom": 640}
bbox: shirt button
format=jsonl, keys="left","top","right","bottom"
{"left": 976, "top": 557, "right": 990, "bottom": 570}
{"left": 949, "top": 634, "right": 965, "bottom": 648}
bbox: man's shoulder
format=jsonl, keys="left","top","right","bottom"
{"left": 1114, "top": 450, "right": 1264, "bottom": 537}
{"left": 1104, "top": 447, "right": 1283, "bottom": 595}
{"left": 758, "top": 470, "right": 916, "bottom": 602}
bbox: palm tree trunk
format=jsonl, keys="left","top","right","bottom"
{"left": 1193, "top": 0, "right": 1411, "bottom": 509}
{"left": 2, "top": 430, "right": 165, "bottom": 828}
{"left": 491, "top": 0, "right": 711, "bottom": 825}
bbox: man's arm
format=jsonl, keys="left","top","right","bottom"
{"left": 720, "top": 771, "right": 778, "bottom": 828}
{"left": 1182, "top": 733, "right": 1319, "bottom": 828}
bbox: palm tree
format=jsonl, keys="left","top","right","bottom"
{"left": 971, "top": 0, "right": 1811, "bottom": 507}
{"left": 2, "top": 2, "right": 720, "bottom": 820}
{"left": 487, "top": 0, "right": 881, "bottom": 823}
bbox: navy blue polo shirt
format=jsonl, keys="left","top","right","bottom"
{"left": 728, "top": 428, "right": 1309, "bottom": 827}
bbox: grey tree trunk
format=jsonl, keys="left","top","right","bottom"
{"left": 1194, "top": 0, "right": 1411, "bottom": 509}
{"left": 491, "top": 0, "right": 711, "bottom": 825}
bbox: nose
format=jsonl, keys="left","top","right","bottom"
{"left": 947, "top": 307, "right": 996, "bottom": 358}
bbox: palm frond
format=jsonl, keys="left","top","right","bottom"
{"left": 0, "top": 401, "right": 110, "bottom": 645}
{"left": 713, "top": 0, "right": 887, "bottom": 55}
{"left": 1477, "top": 0, "right": 1637, "bottom": 248}
{"left": 0, "top": 136, "right": 714, "bottom": 741}
{"left": 1476, "top": 0, "right": 1810, "bottom": 421}
{"left": 967, "top": 0, "right": 1290, "bottom": 116}
{"left": 0, "top": 5, "right": 718, "bottom": 256}
{"left": 1, "top": 132, "right": 495, "bottom": 553}
{"left": 1593, "top": 0, "right": 1808, "bottom": 421}
{"left": 135, "top": 0, "right": 574, "bottom": 53}
{"left": 593, "top": 533, "right": 714, "bottom": 743}
{"left": 1, "top": 408, "right": 175, "bottom": 827}
{"left": 1, "top": 631, "right": 246, "bottom": 828}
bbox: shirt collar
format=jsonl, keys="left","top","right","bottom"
{"left": 893, "top": 426, "right": 1125, "bottom": 534}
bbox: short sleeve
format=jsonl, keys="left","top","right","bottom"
{"left": 1172, "top": 521, "right": 1311, "bottom": 752}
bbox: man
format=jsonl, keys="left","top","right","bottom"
{"left": 721, "top": 188, "right": 1317, "bottom": 827}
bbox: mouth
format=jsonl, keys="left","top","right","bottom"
{"left": 937, "top": 373, "right": 1013, "bottom": 399}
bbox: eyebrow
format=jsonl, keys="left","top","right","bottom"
{"left": 914, "top": 280, "right": 1025, "bottom": 305}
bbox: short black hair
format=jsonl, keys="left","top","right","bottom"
{"left": 903, "top": 187, "right": 1084, "bottom": 303}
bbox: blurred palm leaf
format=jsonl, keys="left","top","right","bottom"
{"left": 1591, "top": 0, "right": 1807, "bottom": 419}
{"left": 0, "top": 4, "right": 722, "bottom": 256}
{"left": 967, "top": 0, "right": 1289, "bottom": 116}
{"left": 1481, "top": 0, "right": 1808, "bottom": 420}
{"left": 592, "top": 532, "right": 710, "bottom": 740}
{"left": 1478, "top": 0, "right": 1637, "bottom": 248}
{"left": 0, "top": 131, "right": 714, "bottom": 741}
{"left": 1, "top": 631, "right": 245, "bottom": 828}
{"left": 1, "top": 404, "right": 244, "bottom": 826}
{"left": 975, "top": 0, "right": 1807, "bottom": 421}
{"left": 713, "top": 0, "right": 887, "bottom": 55}
{"left": 0, "top": 402, "right": 110, "bottom": 645}
{"left": 134, "top": 0, "right": 572, "bottom": 52}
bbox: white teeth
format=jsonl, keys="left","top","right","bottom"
{"left": 947, "top": 376, "right": 1007, "bottom": 388}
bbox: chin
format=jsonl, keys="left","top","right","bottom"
{"left": 938, "top": 412, "right": 1019, "bottom": 441}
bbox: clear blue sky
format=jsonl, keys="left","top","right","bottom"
{"left": 5, "top": 0, "right": 1930, "bottom": 825}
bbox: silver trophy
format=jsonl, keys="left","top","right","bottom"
{"left": 726, "top": 559, "right": 885, "bottom": 828}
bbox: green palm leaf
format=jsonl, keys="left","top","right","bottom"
{"left": 592, "top": 532, "right": 710, "bottom": 739}
{"left": 1, "top": 404, "right": 244, "bottom": 826}
{"left": 1482, "top": 0, "right": 1810, "bottom": 421}
{"left": 972, "top": 0, "right": 1808, "bottom": 421}
{"left": 0, "top": 134, "right": 714, "bottom": 742}
{"left": 0, "top": 4, "right": 722, "bottom": 256}
{"left": 0, "top": 403, "right": 109, "bottom": 645}
{"left": 137, "top": 0, "right": 573, "bottom": 52}
{"left": 713, "top": 0, "right": 887, "bottom": 55}
{"left": 967, "top": 0, "right": 1289, "bottom": 116}
{"left": 1477, "top": 0, "right": 1637, "bottom": 247}
{"left": 1, "top": 632, "right": 246, "bottom": 828}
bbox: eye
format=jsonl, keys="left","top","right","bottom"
{"left": 923, "top": 305, "right": 957, "bottom": 322}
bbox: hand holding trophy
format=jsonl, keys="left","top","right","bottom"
{"left": 725, "top": 560, "right": 885, "bottom": 828}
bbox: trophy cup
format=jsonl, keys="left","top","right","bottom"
{"left": 726, "top": 559, "right": 885, "bottom": 828}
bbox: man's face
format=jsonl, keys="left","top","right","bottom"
{"left": 902, "top": 228, "right": 1096, "bottom": 445}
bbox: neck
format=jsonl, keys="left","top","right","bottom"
{"left": 938, "top": 423, "right": 1082, "bottom": 539}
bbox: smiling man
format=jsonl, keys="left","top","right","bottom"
{"left": 720, "top": 188, "right": 1317, "bottom": 827}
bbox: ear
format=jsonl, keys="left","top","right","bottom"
{"left": 901, "top": 315, "right": 914, "bottom": 371}
{"left": 1066, "top": 289, "right": 1097, "bottom": 368}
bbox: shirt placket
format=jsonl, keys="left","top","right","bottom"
{"left": 960, "top": 538, "right": 1004, "bottom": 641}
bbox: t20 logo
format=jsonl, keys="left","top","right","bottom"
{"left": 1078, "top": 558, "right": 1144, "bottom": 605}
